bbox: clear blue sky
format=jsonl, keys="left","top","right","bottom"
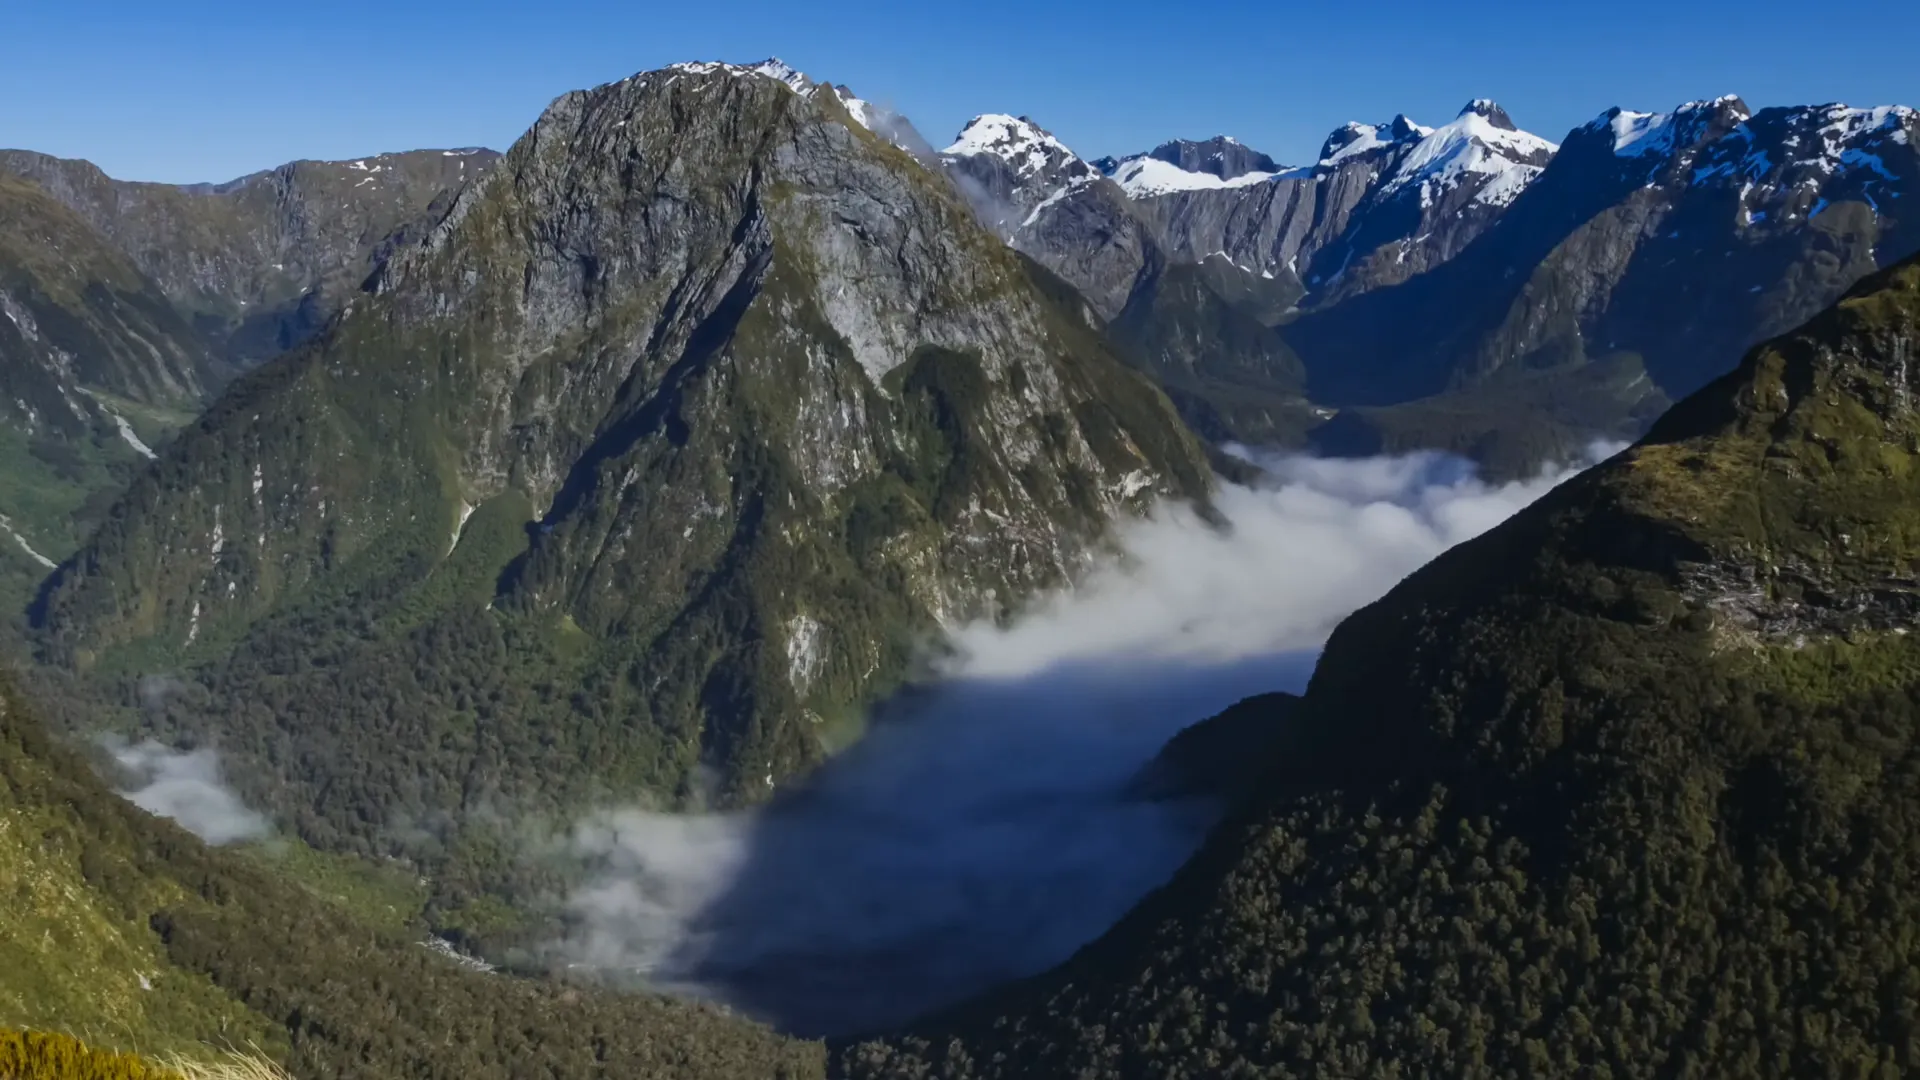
{"left": 3, "top": 0, "right": 1914, "bottom": 184}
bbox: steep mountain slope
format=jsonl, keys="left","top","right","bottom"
{"left": 0, "top": 174, "right": 208, "bottom": 603}
{"left": 1288, "top": 97, "right": 1919, "bottom": 411}
{"left": 1112, "top": 102, "right": 1558, "bottom": 305}
{"left": 940, "top": 114, "right": 1160, "bottom": 319}
{"left": 0, "top": 667, "right": 824, "bottom": 1078}
{"left": 1107, "top": 257, "right": 1316, "bottom": 445}
{"left": 844, "top": 255, "right": 1920, "bottom": 1077}
{"left": 0, "top": 146, "right": 498, "bottom": 373}
{"left": 30, "top": 62, "right": 1211, "bottom": 883}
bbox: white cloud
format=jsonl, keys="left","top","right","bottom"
{"left": 107, "top": 739, "right": 270, "bottom": 846}
{"left": 948, "top": 445, "right": 1615, "bottom": 677}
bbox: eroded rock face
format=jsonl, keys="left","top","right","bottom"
{"left": 36, "top": 61, "right": 1211, "bottom": 846}
{"left": 1114, "top": 102, "right": 1559, "bottom": 305}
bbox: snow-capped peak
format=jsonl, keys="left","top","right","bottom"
{"left": 665, "top": 58, "right": 810, "bottom": 90}
{"left": 1685, "top": 100, "right": 1916, "bottom": 200}
{"left": 944, "top": 114, "right": 1085, "bottom": 180}
{"left": 1458, "top": 99, "right": 1518, "bottom": 131}
{"left": 1591, "top": 95, "right": 1753, "bottom": 158}
{"left": 1319, "top": 115, "right": 1434, "bottom": 164}
{"left": 1378, "top": 108, "right": 1559, "bottom": 208}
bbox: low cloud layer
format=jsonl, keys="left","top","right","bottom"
{"left": 949, "top": 446, "right": 1616, "bottom": 678}
{"left": 558, "top": 448, "right": 1617, "bottom": 1036}
{"left": 107, "top": 739, "right": 270, "bottom": 846}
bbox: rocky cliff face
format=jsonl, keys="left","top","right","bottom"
{"left": 0, "top": 146, "right": 498, "bottom": 373}
{"left": 940, "top": 114, "right": 1160, "bottom": 320}
{"left": 844, "top": 250, "right": 1920, "bottom": 1080}
{"left": 32, "top": 61, "right": 1211, "bottom": 860}
{"left": 1108, "top": 101, "right": 1558, "bottom": 306}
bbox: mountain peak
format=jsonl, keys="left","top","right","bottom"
{"left": 1589, "top": 94, "right": 1753, "bottom": 159}
{"left": 1458, "top": 98, "right": 1517, "bottom": 131}
{"left": 1318, "top": 116, "right": 1432, "bottom": 164}
{"left": 943, "top": 114, "right": 1084, "bottom": 179}
{"left": 1142, "top": 135, "right": 1280, "bottom": 180}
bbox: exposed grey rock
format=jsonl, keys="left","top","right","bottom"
{"left": 1120, "top": 102, "right": 1558, "bottom": 305}
{"left": 939, "top": 114, "right": 1160, "bottom": 319}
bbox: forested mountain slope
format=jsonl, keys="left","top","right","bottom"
{"left": 844, "top": 253, "right": 1920, "bottom": 1078}
{"left": 0, "top": 668, "right": 823, "bottom": 1078}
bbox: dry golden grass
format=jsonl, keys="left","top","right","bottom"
{"left": 0, "top": 1029, "right": 292, "bottom": 1080}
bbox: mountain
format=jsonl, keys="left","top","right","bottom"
{"left": 0, "top": 173, "right": 210, "bottom": 603}
{"left": 0, "top": 146, "right": 499, "bottom": 374}
{"left": 1093, "top": 135, "right": 1280, "bottom": 182}
{"left": 1284, "top": 98, "right": 1919, "bottom": 459}
{"left": 1108, "top": 101, "right": 1559, "bottom": 305}
{"left": 27, "top": 61, "right": 1212, "bottom": 900}
{"left": 843, "top": 251, "right": 1920, "bottom": 1079}
{"left": 940, "top": 114, "right": 1161, "bottom": 319}
{"left": 940, "top": 116, "right": 1320, "bottom": 444}
{"left": 0, "top": 665, "right": 823, "bottom": 1077}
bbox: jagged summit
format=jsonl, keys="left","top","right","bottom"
{"left": 1587, "top": 94, "right": 1753, "bottom": 157}
{"left": 1145, "top": 135, "right": 1280, "bottom": 179}
{"left": 1458, "top": 98, "right": 1517, "bottom": 130}
{"left": 1090, "top": 135, "right": 1288, "bottom": 196}
{"left": 1310, "top": 106, "right": 1557, "bottom": 206}
{"left": 648, "top": 58, "right": 934, "bottom": 157}
{"left": 942, "top": 113, "right": 1088, "bottom": 180}
{"left": 1382, "top": 104, "right": 1558, "bottom": 207}
{"left": 1318, "top": 114, "right": 1433, "bottom": 164}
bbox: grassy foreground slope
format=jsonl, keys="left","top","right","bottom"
{"left": 844, "top": 258, "right": 1920, "bottom": 1077}
{"left": 0, "top": 669, "right": 823, "bottom": 1079}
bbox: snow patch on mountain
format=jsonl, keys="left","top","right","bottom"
{"left": 1109, "top": 156, "right": 1284, "bottom": 197}
{"left": 1019, "top": 173, "right": 1099, "bottom": 228}
{"left": 1597, "top": 95, "right": 1751, "bottom": 158}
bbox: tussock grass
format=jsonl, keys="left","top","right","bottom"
{"left": 0, "top": 1029, "right": 293, "bottom": 1080}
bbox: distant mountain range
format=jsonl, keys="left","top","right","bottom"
{"left": 942, "top": 94, "right": 1917, "bottom": 474}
